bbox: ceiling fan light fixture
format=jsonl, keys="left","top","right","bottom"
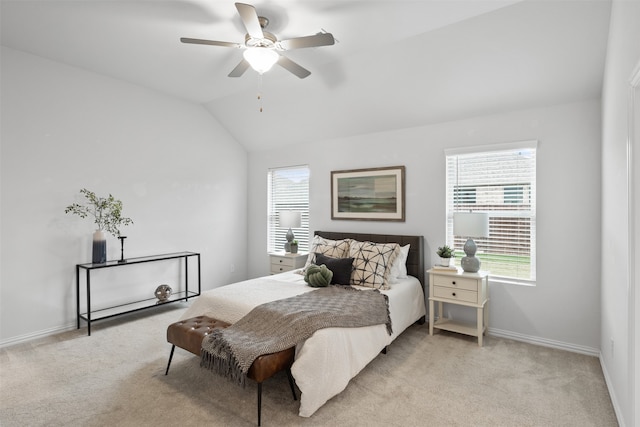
{"left": 243, "top": 47, "right": 278, "bottom": 74}
{"left": 181, "top": 3, "right": 333, "bottom": 79}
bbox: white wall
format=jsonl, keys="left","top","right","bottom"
{"left": 0, "top": 47, "right": 248, "bottom": 344}
{"left": 247, "top": 99, "right": 602, "bottom": 353}
{"left": 601, "top": 1, "right": 640, "bottom": 425}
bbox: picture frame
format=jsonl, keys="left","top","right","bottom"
{"left": 331, "top": 166, "right": 405, "bottom": 221}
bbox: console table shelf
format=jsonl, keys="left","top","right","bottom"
{"left": 76, "top": 252, "right": 201, "bottom": 335}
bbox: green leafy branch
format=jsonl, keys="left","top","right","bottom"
{"left": 65, "top": 188, "right": 133, "bottom": 237}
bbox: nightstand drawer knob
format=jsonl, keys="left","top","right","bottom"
{"left": 279, "top": 259, "right": 284, "bottom": 263}
{"left": 452, "top": 281, "right": 456, "bottom": 285}
{"left": 452, "top": 292, "right": 456, "bottom": 297}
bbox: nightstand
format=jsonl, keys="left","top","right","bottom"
{"left": 269, "top": 252, "right": 307, "bottom": 274}
{"left": 428, "top": 268, "right": 489, "bottom": 346}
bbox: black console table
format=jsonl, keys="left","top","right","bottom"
{"left": 76, "top": 252, "right": 201, "bottom": 336}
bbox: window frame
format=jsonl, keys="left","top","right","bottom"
{"left": 445, "top": 141, "right": 537, "bottom": 285}
{"left": 267, "top": 165, "right": 310, "bottom": 254}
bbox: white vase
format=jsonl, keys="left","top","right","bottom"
{"left": 92, "top": 230, "right": 107, "bottom": 264}
{"left": 439, "top": 257, "right": 453, "bottom": 267}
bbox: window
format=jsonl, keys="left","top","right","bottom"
{"left": 445, "top": 141, "right": 537, "bottom": 283}
{"left": 267, "top": 165, "right": 310, "bottom": 253}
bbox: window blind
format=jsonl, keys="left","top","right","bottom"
{"left": 445, "top": 141, "right": 537, "bottom": 282}
{"left": 267, "top": 165, "right": 310, "bottom": 253}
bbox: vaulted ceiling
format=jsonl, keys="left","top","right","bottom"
{"left": 1, "top": 0, "right": 611, "bottom": 151}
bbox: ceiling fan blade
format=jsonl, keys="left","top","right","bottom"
{"left": 228, "top": 59, "right": 250, "bottom": 77}
{"left": 180, "top": 38, "right": 242, "bottom": 48}
{"left": 278, "top": 33, "right": 335, "bottom": 50}
{"left": 277, "top": 55, "right": 311, "bottom": 79}
{"left": 235, "top": 3, "right": 264, "bottom": 39}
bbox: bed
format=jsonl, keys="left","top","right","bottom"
{"left": 179, "top": 231, "right": 426, "bottom": 417}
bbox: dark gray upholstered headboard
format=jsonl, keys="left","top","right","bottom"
{"left": 314, "top": 231, "right": 425, "bottom": 290}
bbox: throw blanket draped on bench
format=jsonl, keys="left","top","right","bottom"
{"left": 201, "top": 285, "right": 392, "bottom": 386}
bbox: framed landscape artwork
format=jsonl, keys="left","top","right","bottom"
{"left": 331, "top": 166, "right": 405, "bottom": 221}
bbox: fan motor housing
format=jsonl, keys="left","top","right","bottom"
{"left": 245, "top": 31, "right": 276, "bottom": 48}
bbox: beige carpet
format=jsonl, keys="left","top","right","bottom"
{"left": 0, "top": 303, "right": 617, "bottom": 426}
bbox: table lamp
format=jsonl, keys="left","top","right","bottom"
{"left": 454, "top": 212, "right": 489, "bottom": 273}
{"left": 279, "top": 210, "right": 301, "bottom": 252}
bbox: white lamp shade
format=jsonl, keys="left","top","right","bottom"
{"left": 453, "top": 212, "right": 489, "bottom": 238}
{"left": 279, "top": 210, "right": 301, "bottom": 228}
{"left": 243, "top": 47, "right": 278, "bottom": 74}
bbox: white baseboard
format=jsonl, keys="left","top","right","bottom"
{"left": 599, "top": 355, "right": 626, "bottom": 427}
{"left": 488, "top": 327, "right": 600, "bottom": 356}
{"left": 489, "top": 326, "right": 627, "bottom": 427}
{"left": 0, "top": 302, "right": 190, "bottom": 349}
{"left": 0, "top": 322, "right": 77, "bottom": 348}
{"left": 489, "top": 326, "right": 627, "bottom": 426}
{"left": 488, "top": 327, "right": 625, "bottom": 425}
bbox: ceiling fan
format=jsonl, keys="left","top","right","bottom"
{"left": 181, "top": 2, "right": 335, "bottom": 79}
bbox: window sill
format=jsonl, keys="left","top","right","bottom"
{"left": 489, "top": 276, "right": 536, "bottom": 287}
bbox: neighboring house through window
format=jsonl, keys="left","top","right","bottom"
{"left": 445, "top": 141, "right": 537, "bottom": 283}
{"left": 267, "top": 165, "right": 310, "bottom": 253}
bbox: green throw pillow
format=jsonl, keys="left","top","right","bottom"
{"left": 304, "top": 264, "right": 333, "bottom": 287}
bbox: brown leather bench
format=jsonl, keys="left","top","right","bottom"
{"left": 165, "top": 316, "right": 296, "bottom": 426}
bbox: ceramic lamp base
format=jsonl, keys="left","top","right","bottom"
{"left": 461, "top": 256, "right": 481, "bottom": 273}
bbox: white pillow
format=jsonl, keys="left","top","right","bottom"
{"left": 388, "top": 244, "right": 410, "bottom": 284}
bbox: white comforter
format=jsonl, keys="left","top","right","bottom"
{"left": 179, "top": 270, "right": 426, "bottom": 417}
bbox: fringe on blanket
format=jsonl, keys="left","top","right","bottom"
{"left": 200, "top": 329, "right": 248, "bottom": 387}
{"left": 383, "top": 293, "right": 392, "bottom": 335}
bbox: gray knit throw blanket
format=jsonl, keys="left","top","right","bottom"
{"left": 200, "top": 285, "right": 392, "bottom": 387}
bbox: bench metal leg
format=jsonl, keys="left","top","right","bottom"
{"left": 165, "top": 345, "right": 175, "bottom": 375}
{"left": 256, "top": 370, "right": 296, "bottom": 426}
{"left": 257, "top": 382, "right": 262, "bottom": 426}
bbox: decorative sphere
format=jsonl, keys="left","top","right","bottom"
{"left": 155, "top": 284, "right": 172, "bottom": 302}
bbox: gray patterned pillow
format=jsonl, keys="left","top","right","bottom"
{"left": 349, "top": 241, "right": 400, "bottom": 290}
{"left": 303, "top": 235, "right": 351, "bottom": 270}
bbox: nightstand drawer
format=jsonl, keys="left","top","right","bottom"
{"left": 433, "top": 275, "right": 478, "bottom": 291}
{"left": 271, "top": 255, "right": 297, "bottom": 267}
{"left": 433, "top": 286, "right": 478, "bottom": 303}
{"left": 271, "top": 264, "right": 294, "bottom": 274}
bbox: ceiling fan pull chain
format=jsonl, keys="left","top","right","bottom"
{"left": 257, "top": 74, "right": 264, "bottom": 112}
